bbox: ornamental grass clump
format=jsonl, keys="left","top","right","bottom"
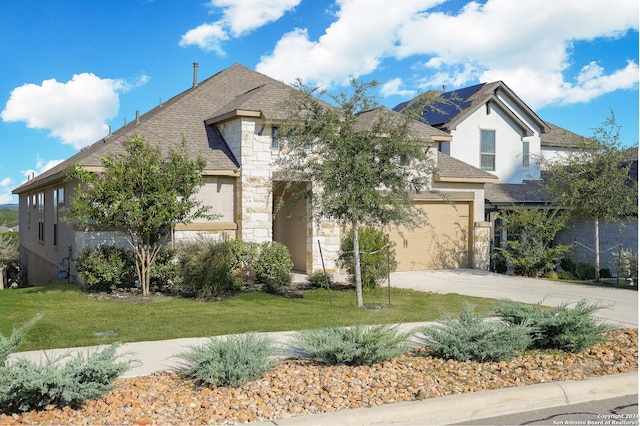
{"left": 0, "top": 343, "right": 137, "bottom": 412}
{"left": 177, "top": 333, "right": 277, "bottom": 388}
{"left": 422, "top": 304, "right": 533, "bottom": 363}
{"left": 293, "top": 324, "right": 414, "bottom": 366}
{"left": 495, "top": 299, "right": 613, "bottom": 352}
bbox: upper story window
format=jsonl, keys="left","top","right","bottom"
{"left": 522, "top": 141, "right": 530, "bottom": 168}
{"left": 37, "top": 192, "right": 45, "bottom": 242}
{"left": 53, "top": 186, "right": 64, "bottom": 247}
{"left": 271, "top": 126, "right": 306, "bottom": 150}
{"left": 480, "top": 129, "right": 496, "bottom": 171}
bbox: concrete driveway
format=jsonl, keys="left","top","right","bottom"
{"left": 389, "top": 269, "right": 638, "bottom": 327}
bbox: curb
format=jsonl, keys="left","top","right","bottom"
{"left": 252, "top": 372, "right": 637, "bottom": 425}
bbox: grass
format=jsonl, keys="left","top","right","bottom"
{"left": 0, "top": 283, "right": 499, "bottom": 352}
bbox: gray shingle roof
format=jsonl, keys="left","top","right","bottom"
{"left": 435, "top": 152, "right": 498, "bottom": 182}
{"left": 484, "top": 180, "right": 551, "bottom": 204}
{"left": 541, "top": 121, "right": 589, "bottom": 148}
{"left": 353, "top": 107, "right": 452, "bottom": 142}
{"left": 14, "top": 64, "right": 288, "bottom": 194}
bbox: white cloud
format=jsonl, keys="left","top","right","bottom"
{"left": 380, "top": 78, "right": 416, "bottom": 97}
{"left": 179, "top": 0, "right": 301, "bottom": 54}
{"left": 0, "top": 177, "right": 14, "bottom": 204}
{"left": 1, "top": 73, "right": 147, "bottom": 149}
{"left": 257, "top": 0, "right": 435, "bottom": 87}
{"left": 257, "top": 0, "right": 638, "bottom": 108}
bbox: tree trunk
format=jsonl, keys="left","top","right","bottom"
{"left": 594, "top": 218, "right": 600, "bottom": 281}
{"left": 0, "top": 268, "right": 5, "bottom": 289}
{"left": 353, "top": 222, "right": 364, "bottom": 309}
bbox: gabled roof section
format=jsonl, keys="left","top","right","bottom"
{"left": 354, "top": 107, "right": 452, "bottom": 142}
{"left": 14, "top": 64, "right": 288, "bottom": 194}
{"left": 435, "top": 151, "right": 498, "bottom": 183}
{"left": 205, "top": 82, "right": 296, "bottom": 125}
{"left": 484, "top": 180, "right": 551, "bottom": 204}
{"left": 541, "top": 121, "right": 589, "bottom": 148}
{"left": 395, "top": 81, "right": 549, "bottom": 137}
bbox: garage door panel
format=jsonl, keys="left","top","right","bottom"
{"left": 390, "top": 203, "right": 470, "bottom": 271}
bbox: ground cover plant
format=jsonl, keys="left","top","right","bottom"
{"left": 421, "top": 304, "right": 533, "bottom": 362}
{"left": 0, "top": 344, "right": 136, "bottom": 412}
{"left": 177, "top": 333, "right": 277, "bottom": 387}
{"left": 293, "top": 324, "right": 413, "bottom": 365}
{"left": 495, "top": 299, "right": 613, "bottom": 352}
{"left": 0, "top": 283, "right": 498, "bottom": 352}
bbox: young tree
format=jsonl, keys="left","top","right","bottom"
{"left": 67, "top": 135, "right": 210, "bottom": 296}
{"left": 273, "top": 80, "right": 440, "bottom": 308}
{"left": 493, "top": 207, "right": 571, "bottom": 277}
{"left": 541, "top": 112, "right": 638, "bottom": 280}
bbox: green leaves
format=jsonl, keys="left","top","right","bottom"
{"left": 66, "top": 134, "right": 210, "bottom": 295}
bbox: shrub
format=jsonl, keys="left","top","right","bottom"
{"left": 176, "top": 239, "right": 243, "bottom": 299}
{"left": 254, "top": 242, "right": 293, "bottom": 293}
{"left": 557, "top": 271, "right": 574, "bottom": 280}
{"left": 422, "top": 304, "right": 532, "bottom": 362}
{"left": 177, "top": 334, "right": 277, "bottom": 388}
{"left": 0, "top": 314, "right": 43, "bottom": 366}
{"left": 307, "top": 271, "right": 333, "bottom": 289}
{"left": 75, "top": 244, "right": 136, "bottom": 292}
{"left": 149, "top": 247, "right": 180, "bottom": 292}
{"left": 227, "top": 239, "right": 259, "bottom": 278}
{"left": 0, "top": 344, "right": 136, "bottom": 412}
{"left": 293, "top": 324, "right": 413, "bottom": 366}
{"left": 612, "top": 249, "right": 638, "bottom": 281}
{"left": 495, "top": 299, "right": 613, "bottom": 352}
{"left": 338, "top": 226, "right": 396, "bottom": 289}
{"left": 493, "top": 208, "right": 570, "bottom": 277}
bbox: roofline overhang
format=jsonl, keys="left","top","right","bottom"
{"left": 205, "top": 109, "right": 262, "bottom": 125}
{"left": 446, "top": 94, "right": 535, "bottom": 137}
{"left": 433, "top": 174, "right": 499, "bottom": 184}
{"left": 12, "top": 167, "right": 240, "bottom": 194}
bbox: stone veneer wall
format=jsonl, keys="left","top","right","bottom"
{"left": 473, "top": 221, "right": 492, "bottom": 270}
{"left": 217, "top": 118, "right": 342, "bottom": 273}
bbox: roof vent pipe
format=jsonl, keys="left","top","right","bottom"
{"left": 136, "top": 110, "right": 140, "bottom": 124}
{"left": 192, "top": 63, "right": 199, "bottom": 88}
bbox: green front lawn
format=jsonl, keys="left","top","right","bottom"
{"left": 0, "top": 283, "right": 499, "bottom": 352}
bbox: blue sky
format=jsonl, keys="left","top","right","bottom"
{"left": 0, "top": 0, "right": 638, "bottom": 204}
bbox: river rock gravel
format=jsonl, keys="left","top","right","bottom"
{"left": 1, "top": 328, "right": 636, "bottom": 425}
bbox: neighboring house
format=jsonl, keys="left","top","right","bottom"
{"left": 12, "top": 64, "right": 497, "bottom": 285}
{"left": 395, "top": 82, "right": 638, "bottom": 270}
{"left": 553, "top": 147, "right": 638, "bottom": 268}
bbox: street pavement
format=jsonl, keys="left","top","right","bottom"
{"left": 9, "top": 270, "right": 639, "bottom": 425}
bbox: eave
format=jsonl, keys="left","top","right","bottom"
{"left": 205, "top": 109, "right": 262, "bottom": 125}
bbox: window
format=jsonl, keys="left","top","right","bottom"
{"left": 271, "top": 126, "right": 280, "bottom": 149}
{"left": 27, "top": 194, "right": 31, "bottom": 229}
{"left": 53, "top": 187, "right": 64, "bottom": 246}
{"left": 522, "top": 141, "right": 530, "bottom": 168}
{"left": 37, "top": 192, "right": 44, "bottom": 242}
{"left": 480, "top": 129, "right": 496, "bottom": 171}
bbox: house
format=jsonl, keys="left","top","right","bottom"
{"left": 13, "top": 64, "right": 497, "bottom": 286}
{"left": 396, "top": 82, "right": 638, "bottom": 271}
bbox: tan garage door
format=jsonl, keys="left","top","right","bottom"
{"left": 389, "top": 202, "right": 470, "bottom": 271}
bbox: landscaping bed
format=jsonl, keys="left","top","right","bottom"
{"left": 1, "top": 328, "right": 636, "bottom": 425}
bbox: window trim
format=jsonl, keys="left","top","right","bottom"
{"left": 480, "top": 129, "right": 496, "bottom": 171}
